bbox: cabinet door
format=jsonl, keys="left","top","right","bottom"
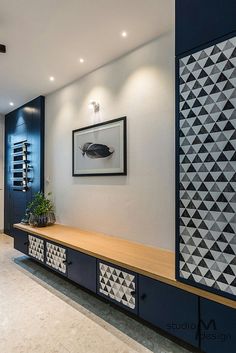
{"left": 67, "top": 249, "right": 96, "bottom": 293}
{"left": 14, "top": 229, "right": 28, "bottom": 255}
{"left": 28, "top": 234, "right": 45, "bottom": 263}
{"left": 45, "top": 241, "right": 67, "bottom": 275}
{"left": 177, "top": 33, "right": 236, "bottom": 301}
{"left": 97, "top": 260, "right": 138, "bottom": 314}
{"left": 200, "top": 298, "right": 236, "bottom": 353}
{"left": 139, "top": 275, "right": 199, "bottom": 348}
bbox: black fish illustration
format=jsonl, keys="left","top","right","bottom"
{"left": 80, "top": 143, "right": 114, "bottom": 159}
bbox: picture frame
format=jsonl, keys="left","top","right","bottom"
{"left": 72, "top": 117, "right": 127, "bottom": 176}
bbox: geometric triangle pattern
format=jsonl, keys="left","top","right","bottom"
{"left": 178, "top": 35, "right": 236, "bottom": 297}
{"left": 46, "top": 242, "right": 67, "bottom": 274}
{"left": 28, "top": 235, "right": 44, "bottom": 263}
{"left": 98, "top": 262, "right": 136, "bottom": 309}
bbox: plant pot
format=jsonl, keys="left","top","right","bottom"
{"left": 29, "top": 212, "right": 56, "bottom": 227}
{"left": 47, "top": 211, "right": 56, "bottom": 226}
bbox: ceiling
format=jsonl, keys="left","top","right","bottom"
{"left": 0, "top": 0, "right": 174, "bottom": 115}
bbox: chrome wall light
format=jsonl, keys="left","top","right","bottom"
{"left": 0, "top": 44, "right": 6, "bottom": 53}
{"left": 88, "top": 101, "right": 100, "bottom": 113}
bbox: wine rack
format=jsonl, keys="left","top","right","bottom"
{"left": 12, "top": 141, "right": 31, "bottom": 192}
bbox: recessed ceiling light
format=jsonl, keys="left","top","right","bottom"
{"left": 121, "top": 31, "right": 127, "bottom": 38}
{"left": 9, "top": 102, "right": 14, "bottom": 106}
{"left": 79, "top": 58, "right": 84, "bottom": 63}
{"left": 49, "top": 76, "right": 55, "bottom": 81}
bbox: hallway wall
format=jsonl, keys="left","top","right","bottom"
{"left": 45, "top": 30, "right": 175, "bottom": 250}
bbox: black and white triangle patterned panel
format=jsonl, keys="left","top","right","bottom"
{"left": 98, "top": 262, "right": 136, "bottom": 309}
{"left": 46, "top": 242, "right": 67, "bottom": 274}
{"left": 28, "top": 235, "right": 44, "bottom": 263}
{"left": 178, "top": 35, "right": 236, "bottom": 297}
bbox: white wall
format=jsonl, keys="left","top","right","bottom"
{"left": 0, "top": 115, "right": 4, "bottom": 231}
{"left": 45, "top": 31, "right": 175, "bottom": 250}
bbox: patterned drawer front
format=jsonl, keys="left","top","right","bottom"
{"left": 98, "top": 262, "right": 136, "bottom": 311}
{"left": 46, "top": 242, "right": 67, "bottom": 274}
{"left": 28, "top": 235, "right": 44, "bottom": 263}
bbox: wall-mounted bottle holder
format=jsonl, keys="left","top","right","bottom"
{"left": 12, "top": 141, "right": 32, "bottom": 192}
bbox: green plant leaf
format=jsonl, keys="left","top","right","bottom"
{"left": 26, "top": 192, "right": 54, "bottom": 216}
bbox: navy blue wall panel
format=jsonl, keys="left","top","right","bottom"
{"left": 139, "top": 275, "right": 199, "bottom": 347}
{"left": 200, "top": 298, "right": 236, "bottom": 353}
{"left": 176, "top": 0, "right": 236, "bottom": 56}
{"left": 67, "top": 249, "right": 97, "bottom": 293}
{"left": 4, "top": 96, "right": 45, "bottom": 236}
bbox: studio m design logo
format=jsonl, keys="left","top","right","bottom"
{"left": 197, "top": 319, "right": 231, "bottom": 342}
{"left": 166, "top": 319, "right": 231, "bottom": 343}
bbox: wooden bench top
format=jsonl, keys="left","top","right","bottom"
{"left": 14, "top": 223, "right": 236, "bottom": 309}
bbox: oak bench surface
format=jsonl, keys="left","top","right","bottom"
{"left": 14, "top": 223, "right": 236, "bottom": 309}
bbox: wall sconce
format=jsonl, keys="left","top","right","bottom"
{"left": 88, "top": 101, "right": 100, "bottom": 113}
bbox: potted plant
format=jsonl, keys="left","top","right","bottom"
{"left": 26, "top": 192, "right": 56, "bottom": 227}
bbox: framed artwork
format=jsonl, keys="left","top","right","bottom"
{"left": 72, "top": 117, "right": 127, "bottom": 176}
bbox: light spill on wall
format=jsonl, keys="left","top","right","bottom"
{"left": 45, "top": 31, "right": 175, "bottom": 250}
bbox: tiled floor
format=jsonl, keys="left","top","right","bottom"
{"left": 0, "top": 234, "right": 191, "bottom": 353}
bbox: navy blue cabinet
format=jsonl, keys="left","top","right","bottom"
{"left": 13, "top": 229, "right": 29, "bottom": 255}
{"left": 176, "top": 0, "right": 236, "bottom": 56}
{"left": 14, "top": 229, "right": 236, "bottom": 353}
{"left": 67, "top": 249, "right": 96, "bottom": 293}
{"left": 139, "top": 275, "right": 199, "bottom": 347}
{"left": 200, "top": 299, "right": 236, "bottom": 353}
